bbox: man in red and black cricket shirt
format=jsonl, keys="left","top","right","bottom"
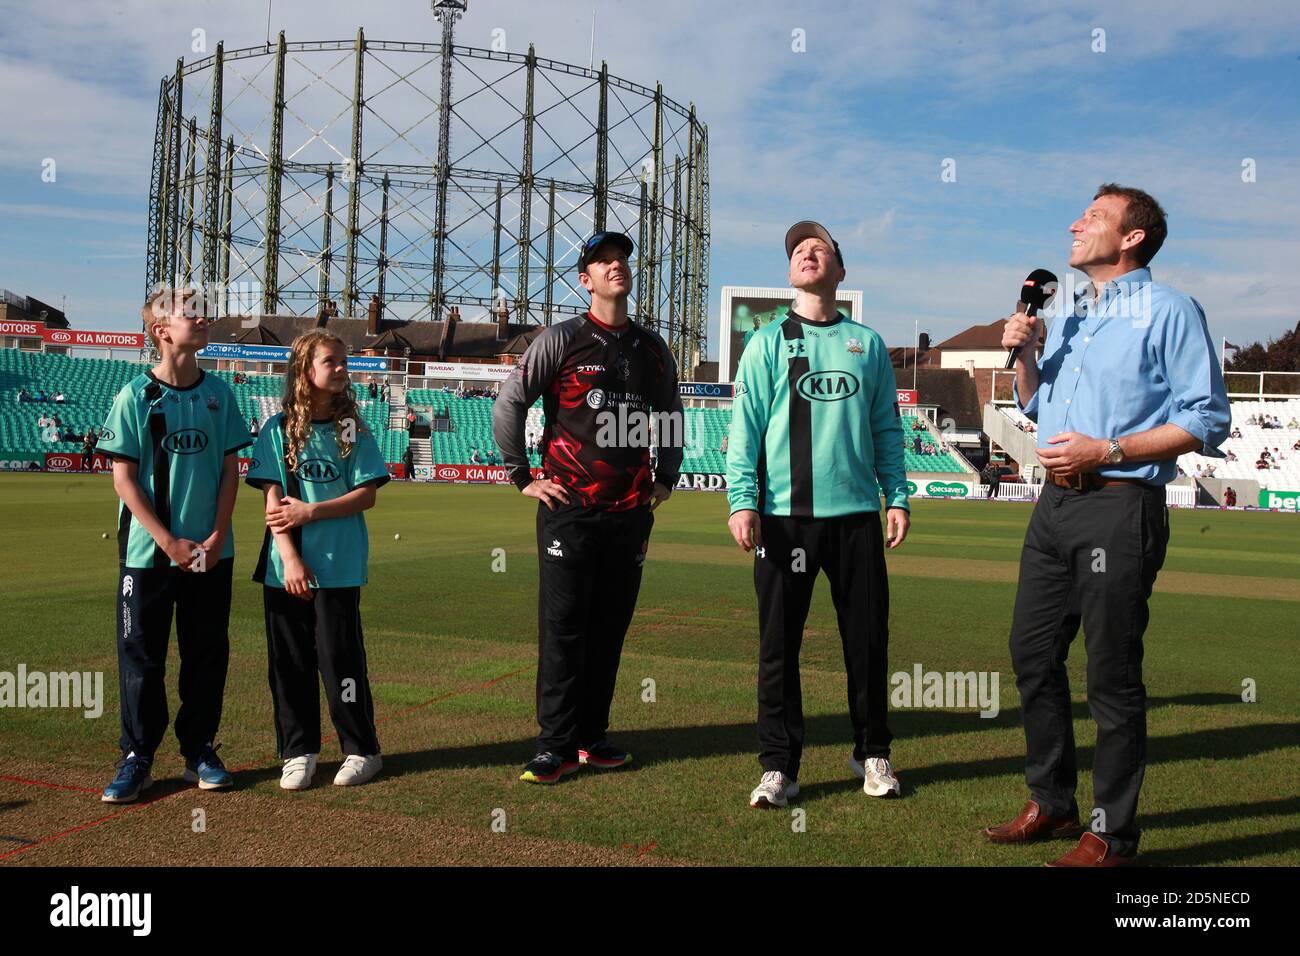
{"left": 493, "top": 230, "right": 684, "bottom": 784}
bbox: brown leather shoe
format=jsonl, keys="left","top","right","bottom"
{"left": 983, "top": 800, "right": 1084, "bottom": 844}
{"left": 1046, "top": 832, "right": 1135, "bottom": 867}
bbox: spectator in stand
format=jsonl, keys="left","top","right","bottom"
{"left": 469, "top": 447, "right": 481, "bottom": 464}
{"left": 1193, "top": 464, "right": 1203, "bottom": 478}
{"left": 368, "top": 380, "right": 378, "bottom": 399}
{"left": 1229, "top": 426, "right": 1242, "bottom": 439}
{"left": 249, "top": 415, "right": 260, "bottom": 437}
{"left": 1288, "top": 417, "right": 1299, "bottom": 429}
{"left": 912, "top": 434, "right": 922, "bottom": 455}
{"left": 80, "top": 427, "right": 98, "bottom": 470}
{"left": 1292, "top": 438, "right": 1300, "bottom": 451}
{"left": 379, "top": 380, "right": 388, "bottom": 403}
{"left": 1224, "top": 487, "right": 1237, "bottom": 507}
{"left": 54, "top": 391, "right": 66, "bottom": 404}
{"left": 1261, "top": 449, "right": 1272, "bottom": 462}
{"left": 1274, "top": 446, "right": 1287, "bottom": 461}
{"left": 1225, "top": 450, "right": 1237, "bottom": 462}
{"left": 405, "top": 409, "right": 416, "bottom": 431}
{"left": 18, "top": 387, "right": 32, "bottom": 402}
{"left": 1255, "top": 456, "right": 1269, "bottom": 470}
{"left": 34, "top": 389, "right": 47, "bottom": 402}
{"left": 720, "top": 435, "right": 729, "bottom": 455}
{"left": 1244, "top": 414, "right": 1257, "bottom": 426}
{"left": 401, "top": 444, "right": 413, "bottom": 480}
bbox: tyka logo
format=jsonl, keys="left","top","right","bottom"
{"left": 163, "top": 429, "right": 208, "bottom": 455}
{"left": 297, "top": 458, "right": 341, "bottom": 483}
{"left": 546, "top": 538, "right": 564, "bottom": 557}
{"left": 795, "top": 370, "right": 859, "bottom": 402}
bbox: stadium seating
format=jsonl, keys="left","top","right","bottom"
{"left": 404, "top": 389, "right": 970, "bottom": 474}
{"left": 1, "top": 350, "right": 407, "bottom": 464}
{"left": 1178, "top": 399, "right": 1300, "bottom": 490}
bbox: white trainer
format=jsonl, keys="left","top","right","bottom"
{"left": 749, "top": 770, "right": 800, "bottom": 809}
{"left": 849, "top": 755, "right": 901, "bottom": 797}
{"left": 281, "top": 754, "right": 318, "bottom": 791}
{"left": 333, "top": 754, "right": 382, "bottom": 787}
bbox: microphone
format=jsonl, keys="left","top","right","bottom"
{"left": 1003, "top": 268, "right": 1059, "bottom": 370}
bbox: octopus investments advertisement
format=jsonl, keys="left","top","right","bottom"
{"left": 718, "top": 286, "right": 863, "bottom": 384}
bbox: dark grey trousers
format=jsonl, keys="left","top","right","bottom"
{"left": 1009, "top": 480, "right": 1169, "bottom": 856}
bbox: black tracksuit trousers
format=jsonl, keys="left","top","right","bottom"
{"left": 754, "top": 511, "right": 893, "bottom": 781}
{"left": 263, "top": 585, "right": 380, "bottom": 759}
{"left": 535, "top": 500, "right": 654, "bottom": 761}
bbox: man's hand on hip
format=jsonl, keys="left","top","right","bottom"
{"left": 728, "top": 509, "right": 763, "bottom": 552}
{"left": 522, "top": 478, "right": 571, "bottom": 511}
{"left": 649, "top": 482, "right": 672, "bottom": 511}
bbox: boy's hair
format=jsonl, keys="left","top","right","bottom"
{"left": 1094, "top": 184, "right": 1168, "bottom": 266}
{"left": 140, "top": 286, "right": 199, "bottom": 348}
{"left": 281, "top": 329, "right": 366, "bottom": 470}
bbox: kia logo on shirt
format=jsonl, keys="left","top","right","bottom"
{"left": 163, "top": 429, "right": 209, "bottom": 454}
{"left": 796, "top": 370, "right": 860, "bottom": 402}
{"left": 297, "top": 458, "right": 341, "bottom": 483}
{"left": 99, "top": 428, "right": 116, "bottom": 440}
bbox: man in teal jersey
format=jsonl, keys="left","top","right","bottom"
{"left": 726, "top": 221, "right": 910, "bottom": 809}
{"left": 97, "top": 286, "right": 253, "bottom": 802}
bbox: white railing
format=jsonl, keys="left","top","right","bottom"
{"left": 992, "top": 481, "right": 1197, "bottom": 507}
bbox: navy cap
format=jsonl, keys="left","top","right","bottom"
{"left": 577, "top": 231, "right": 634, "bottom": 273}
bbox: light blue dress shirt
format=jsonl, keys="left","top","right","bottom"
{"left": 1017, "top": 267, "right": 1230, "bottom": 485}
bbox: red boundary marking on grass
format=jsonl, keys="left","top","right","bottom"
{"left": 0, "top": 662, "right": 537, "bottom": 860}
{"left": 0, "top": 774, "right": 100, "bottom": 796}
{"left": 0, "top": 787, "right": 190, "bottom": 862}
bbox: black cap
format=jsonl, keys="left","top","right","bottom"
{"left": 577, "top": 231, "right": 634, "bottom": 273}
{"left": 784, "top": 220, "right": 843, "bottom": 267}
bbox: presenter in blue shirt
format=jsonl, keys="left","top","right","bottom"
{"left": 984, "top": 185, "right": 1230, "bottom": 866}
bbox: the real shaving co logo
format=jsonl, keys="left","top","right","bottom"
{"left": 50, "top": 886, "right": 151, "bottom": 935}
{"left": 795, "top": 370, "right": 859, "bottom": 402}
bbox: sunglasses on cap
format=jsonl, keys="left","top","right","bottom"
{"left": 577, "top": 231, "right": 634, "bottom": 272}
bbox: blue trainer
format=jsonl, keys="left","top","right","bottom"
{"left": 101, "top": 752, "right": 154, "bottom": 803}
{"left": 182, "top": 743, "right": 235, "bottom": 790}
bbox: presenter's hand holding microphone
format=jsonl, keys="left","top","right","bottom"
{"left": 1001, "top": 268, "right": 1058, "bottom": 370}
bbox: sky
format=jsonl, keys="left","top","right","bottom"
{"left": 1, "top": 0, "right": 1299, "bottom": 362}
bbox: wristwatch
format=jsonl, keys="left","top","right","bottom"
{"left": 1106, "top": 438, "right": 1124, "bottom": 465}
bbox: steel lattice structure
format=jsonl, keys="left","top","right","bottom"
{"left": 144, "top": 1, "right": 710, "bottom": 372}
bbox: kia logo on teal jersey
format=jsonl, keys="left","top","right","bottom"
{"left": 796, "top": 370, "right": 860, "bottom": 402}
{"left": 163, "top": 429, "right": 209, "bottom": 454}
{"left": 99, "top": 428, "right": 116, "bottom": 440}
{"left": 298, "top": 458, "right": 341, "bottom": 483}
